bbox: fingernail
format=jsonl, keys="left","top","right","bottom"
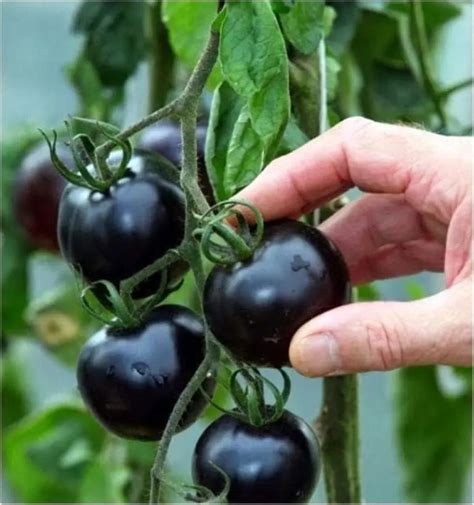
{"left": 292, "top": 333, "right": 342, "bottom": 376}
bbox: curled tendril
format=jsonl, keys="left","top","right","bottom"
{"left": 195, "top": 200, "right": 264, "bottom": 266}
{"left": 81, "top": 280, "right": 140, "bottom": 329}
{"left": 200, "top": 364, "right": 291, "bottom": 427}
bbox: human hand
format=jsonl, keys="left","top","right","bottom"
{"left": 237, "top": 118, "right": 472, "bottom": 375}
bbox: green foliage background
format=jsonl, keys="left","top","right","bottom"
{"left": 1, "top": 1, "right": 472, "bottom": 503}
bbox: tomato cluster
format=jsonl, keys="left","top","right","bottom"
{"left": 25, "top": 121, "right": 350, "bottom": 502}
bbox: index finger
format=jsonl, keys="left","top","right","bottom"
{"left": 236, "top": 117, "right": 462, "bottom": 221}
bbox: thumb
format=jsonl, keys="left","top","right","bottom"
{"left": 289, "top": 279, "right": 472, "bottom": 376}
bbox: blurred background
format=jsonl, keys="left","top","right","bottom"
{"left": 1, "top": 1, "right": 472, "bottom": 503}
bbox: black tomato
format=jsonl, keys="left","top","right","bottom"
{"left": 58, "top": 151, "right": 187, "bottom": 297}
{"left": 204, "top": 219, "right": 351, "bottom": 367}
{"left": 12, "top": 143, "right": 69, "bottom": 252}
{"left": 139, "top": 121, "right": 214, "bottom": 203}
{"left": 192, "top": 410, "right": 321, "bottom": 503}
{"left": 77, "top": 305, "right": 214, "bottom": 440}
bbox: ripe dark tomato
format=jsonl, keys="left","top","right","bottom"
{"left": 192, "top": 410, "right": 321, "bottom": 503}
{"left": 12, "top": 143, "right": 69, "bottom": 252}
{"left": 58, "top": 151, "right": 187, "bottom": 298}
{"left": 77, "top": 305, "right": 214, "bottom": 440}
{"left": 139, "top": 121, "right": 214, "bottom": 202}
{"left": 204, "top": 219, "right": 351, "bottom": 367}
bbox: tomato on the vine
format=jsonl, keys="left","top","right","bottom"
{"left": 77, "top": 304, "right": 214, "bottom": 440}
{"left": 192, "top": 410, "right": 321, "bottom": 503}
{"left": 204, "top": 219, "right": 351, "bottom": 367}
{"left": 58, "top": 151, "right": 187, "bottom": 297}
{"left": 139, "top": 121, "right": 214, "bottom": 202}
{"left": 12, "top": 143, "right": 69, "bottom": 252}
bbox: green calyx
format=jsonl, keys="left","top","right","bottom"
{"left": 204, "top": 365, "right": 291, "bottom": 427}
{"left": 39, "top": 118, "right": 133, "bottom": 193}
{"left": 194, "top": 200, "right": 264, "bottom": 266}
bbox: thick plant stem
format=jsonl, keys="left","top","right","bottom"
{"left": 409, "top": 0, "right": 448, "bottom": 128}
{"left": 146, "top": 0, "right": 175, "bottom": 112}
{"left": 292, "top": 38, "right": 362, "bottom": 504}
{"left": 316, "top": 375, "right": 361, "bottom": 504}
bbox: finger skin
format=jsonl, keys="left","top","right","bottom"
{"left": 237, "top": 117, "right": 469, "bottom": 223}
{"left": 289, "top": 279, "right": 473, "bottom": 376}
{"left": 319, "top": 194, "right": 445, "bottom": 283}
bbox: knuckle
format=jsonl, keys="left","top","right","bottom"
{"left": 337, "top": 116, "right": 374, "bottom": 136}
{"left": 365, "top": 317, "right": 405, "bottom": 371}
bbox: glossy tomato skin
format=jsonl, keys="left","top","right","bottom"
{"left": 13, "top": 143, "right": 70, "bottom": 252}
{"left": 58, "top": 152, "right": 186, "bottom": 297}
{"left": 204, "top": 219, "right": 351, "bottom": 367}
{"left": 192, "top": 410, "right": 321, "bottom": 503}
{"left": 77, "top": 305, "right": 215, "bottom": 440}
{"left": 139, "top": 121, "right": 214, "bottom": 202}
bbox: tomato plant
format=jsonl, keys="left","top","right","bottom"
{"left": 2, "top": 1, "right": 472, "bottom": 504}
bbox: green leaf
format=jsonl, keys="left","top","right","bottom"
{"left": 73, "top": 0, "right": 146, "bottom": 87}
{"left": 276, "top": 115, "right": 309, "bottom": 156}
{"left": 162, "top": 0, "right": 221, "bottom": 88}
{"left": 3, "top": 402, "right": 105, "bottom": 503}
{"left": 279, "top": 0, "right": 325, "bottom": 55}
{"left": 218, "top": 0, "right": 289, "bottom": 194}
{"left": 327, "top": 0, "right": 361, "bottom": 56}
{"left": 1, "top": 343, "right": 31, "bottom": 431}
{"left": 224, "top": 106, "right": 264, "bottom": 195}
{"left": 79, "top": 441, "right": 130, "bottom": 503}
{"left": 206, "top": 82, "right": 246, "bottom": 201}
{"left": 65, "top": 53, "right": 123, "bottom": 121}
{"left": 386, "top": 0, "right": 462, "bottom": 38}
{"left": 1, "top": 127, "right": 39, "bottom": 336}
{"left": 220, "top": 1, "right": 285, "bottom": 97}
{"left": 394, "top": 366, "right": 472, "bottom": 503}
{"left": 2, "top": 233, "right": 31, "bottom": 336}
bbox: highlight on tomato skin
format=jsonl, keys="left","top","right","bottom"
{"left": 76, "top": 304, "right": 215, "bottom": 441}
{"left": 192, "top": 409, "right": 321, "bottom": 503}
{"left": 12, "top": 143, "right": 70, "bottom": 252}
{"left": 57, "top": 151, "right": 188, "bottom": 298}
{"left": 203, "top": 219, "right": 351, "bottom": 368}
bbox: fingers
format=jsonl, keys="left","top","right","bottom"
{"left": 289, "top": 279, "right": 473, "bottom": 376}
{"left": 320, "top": 194, "right": 445, "bottom": 283}
{"left": 237, "top": 118, "right": 467, "bottom": 223}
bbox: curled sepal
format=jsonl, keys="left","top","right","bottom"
{"left": 230, "top": 366, "right": 291, "bottom": 426}
{"left": 39, "top": 129, "right": 91, "bottom": 189}
{"left": 195, "top": 200, "right": 264, "bottom": 266}
{"left": 159, "top": 466, "right": 230, "bottom": 503}
{"left": 201, "top": 364, "right": 291, "bottom": 427}
{"left": 94, "top": 121, "right": 133, "bottom": 184}
{"left": 81, "top": 280, "right": 140, "bottom": 329}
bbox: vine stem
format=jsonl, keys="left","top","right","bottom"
{"left": 409, "top": 0, "right": 448, "bottom": 128}
{"left": 314, "top": 38, "right": 361, "bottom": 505}
{"left": 145, "top": 30, "right": 221, "bottom": 504}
